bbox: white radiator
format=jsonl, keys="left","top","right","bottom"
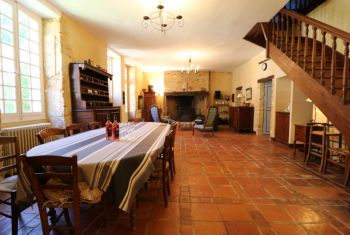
{"left": 1, "top": 123, "right": 51, "bottom": 154}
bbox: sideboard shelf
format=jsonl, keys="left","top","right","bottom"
{"left": 69, "top": 62, "right": 120, "bottom": 130}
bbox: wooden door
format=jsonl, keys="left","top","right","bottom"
{"left": 263, "top": 81, "right": 272, "bottom": 134}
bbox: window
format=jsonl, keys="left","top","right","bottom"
{"left": 0, "top": 0, "right": 44, "bottom": 122}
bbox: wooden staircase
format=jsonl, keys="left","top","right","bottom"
{"left": 246, "top": 7, "right": 350, "bottom": 144}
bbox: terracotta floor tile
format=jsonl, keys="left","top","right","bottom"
{"left": 243, "top": 186, "right": 270, "bottom": 198}
{"left": 194, "top": 222, "right": 227, "bottom": 235}
{"left": 257, "top": 205, "right": 293, "bottom": 222}
{"left": 5, "top": 128, "right": 350, "bottom": 234}
{"left": 264, "top": 186, "right": 295, "bottom": 199}
{"left": 208, "top": 176, "right": 230, "bottom": 185}
{"left": 151, "top": 202, "right": 180, "bottom": 219}
{"left": 218, "top": 204, "right": 253, "bottom": 222}
{"left": 146, "top": 220, "right": 178, "bottom": 235}
{"left": 271, "top": 223, "right": 307, "bottom": 235}
{"left": 302, "top": 223, "right": 341, "bottom": 235}
{"left": 226, "top": 222, "right": 260, "bottom": 235}
{"left": 191, "top": 203, "right": 222, "bottom": 221}
{"left": 212, "top": 186, "right": 236, "bottom": 198}
{"left": 180, "top": 224, "right": 193, "bottom": 235}
{"left": 285, "top": 205, "right": 324, "bottom": 223}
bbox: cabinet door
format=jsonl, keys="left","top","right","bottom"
{"left": 275, "top": 112, "right": 290, "bottom": 144}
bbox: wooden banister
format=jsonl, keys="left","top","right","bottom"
{"left": 271, "top": 8, "right": 350, "bottom": 104}
{"left": 280, "top": 9, "right": 350, "bottom": 42}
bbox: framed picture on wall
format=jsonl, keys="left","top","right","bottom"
{"left": 246, "top": 88, "right": 252, "bottom": 101}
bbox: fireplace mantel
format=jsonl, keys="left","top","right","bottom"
{"left": 164, "top": 91, "right": 209, "bottom": 97}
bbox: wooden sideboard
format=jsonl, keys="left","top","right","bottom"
{"left": 69, "top": 62, "right": 120, "bottom": 130}
{"left": 229, "top": 107, "right": 254, "bottom": 132}
{"left": 293, "top": 124, "right": 310, "bottom": 159}
{"left": 275, "top": 112, "right": 290, "bottom": 144}
{"left": 143, "top": 91, "right": 156, "bottom": 121}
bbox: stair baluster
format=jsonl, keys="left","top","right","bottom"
{"left": 320, "top": 31, "right": 326, "bottom": 85}
{"left": 311, "top": 26, "right": 317, "bottom": 77}
{"left": 343, "top": 42, "right": 349, "bottom": 104}
{"left": 272, "top": 18, "right": 276, "bottom": 45}
{"left": 277, "top": 14, "right": 280, "bottom": 48}
{"left": 330, "top": 36, "right": 337, "bottom": 95}
{"left": 281, "top": 14, "right": 285, "bottom": 51}
{"left": 304, "top": 24, "right": 310, "bottom": 70}
{"left": 285, "top": 15, "right": 290, "bottom": 53}
{"left": 291, "top": 18, "right": 296, "bottom": 60}
{"left": 297, "top": 20, "right": 302, "bottom": 65}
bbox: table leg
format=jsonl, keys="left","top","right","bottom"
{"left": 129, "top": 199, "right": 136, "bottom": 231}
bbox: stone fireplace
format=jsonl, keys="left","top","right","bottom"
{"left": 162, "top": 71, "right": 210, "bottom": 121}
{"left": 164, "top": 91, "right": 209, "bottom": 121}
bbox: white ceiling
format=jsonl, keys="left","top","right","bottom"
{"left": 47, "top": 0, "right": 288, "bottom": 72}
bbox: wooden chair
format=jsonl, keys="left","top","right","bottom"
{"left": 20, "top": 154, "right": 108, "bottom": 235}
{"left": 193, "top": 106, "right": 218, "bottom": 136}
{"left": 149, "top": 130, "right": 173, "bottom": 207}
{"left": 149, "top": 105, "right": 173, "bottom": 123}
{"left": 305, "top": 123, "right": 341, "bottom": 173}
{"left": 0, "top": 136, "right": 23, "bottom": 235}
{"left": 66, "top": 123, "right": 82, "bottom": 136}
{"left": 36, "top": 128, "right": 68, "bottom": 144}
{"left": 169, "top": 122, "right": 177, "bottom": 180}
{"left": 88, "top": 121, "right": 102, "bottom": 130}
{"left": 324, "top": 144, "right": 350, "bottom": 185}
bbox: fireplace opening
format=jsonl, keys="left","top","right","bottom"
{"left": 166, "top": 96, "right": 196, "bottom": 121}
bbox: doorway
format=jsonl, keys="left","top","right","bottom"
{"left": 263, "top": 80, "right": 272, "bottom": 134}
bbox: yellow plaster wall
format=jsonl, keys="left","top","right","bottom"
{"left": 209, "top": 72, "right": 232, "bottom": 105}
{"left": 60, "top": 13, "right": 107, "bottom": 125}
{"left": 143, "top": 72, "right": 164, "bottom": 109}
{"left": 232, "top": 50, "right": 286, "bottom": 133}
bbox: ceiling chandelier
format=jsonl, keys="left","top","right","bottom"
{"left": 142, "top": 0, "right": 184, "bottom": 33}
{"left": 181, "top": 57, "right": 199, "bottom": 74}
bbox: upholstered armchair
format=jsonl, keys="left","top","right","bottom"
{"left": 192, "top": 106, "right": 218, "bottom": 136}
{"left": 149, "top": 105, "right": 174, "bottom": 123}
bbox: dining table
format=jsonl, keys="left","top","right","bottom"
{"left": 17, "top": 122, "right": 170, "bottom": 213}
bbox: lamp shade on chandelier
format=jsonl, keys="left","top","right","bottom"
{"left": 142, "top": 0, "right": 184, "bottom": 33}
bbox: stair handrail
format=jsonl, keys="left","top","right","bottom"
{"left": 272, "top": 8, "right": 350, "bottom": 104}
{"left": 280, "top": 9, "right": 350, "bottom": 42}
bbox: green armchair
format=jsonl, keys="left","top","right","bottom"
{"left": 192, "top": 106, "right": 218, "bottom": 136}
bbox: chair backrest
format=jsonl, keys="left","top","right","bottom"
{"left": 170, "top": 122, "right": 177, "bottom": 149}
{"left": 162, "top": 130, "right": 174, "bottom": 169}
{"left": 88, "top": 121, "right": 102, "bottom": 130}
{"left": 150, "top": 105, "right": 161, "bottom": 122}
{"left": 36, "top": 128, "right": 67, "bottom": 145}
{"left": 20, "top": 154, "right": 80, "bottom": 234}
{"left": 204, "top": 106, "right": 218, "bottom": 128}
{"left": 66, "top": 123, "right": 82, "bottom": 136}
{"left": 0, "top": 136, "right": 19, "bottom": 176}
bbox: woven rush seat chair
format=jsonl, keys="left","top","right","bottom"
{"left": 20, "top": 154, "right": 107, "bottom": 235}
{"left": 0, "top": 136, "right": 29, "bottom": 235}
{"left": 36, "top": 128, "right": 68, "bottom": 144}
{"left": 88, "top": 121, "right": 102, "bottom": 130}
{"left": 66, "top": 123, "right": 82, "bottom": 136}
{"left": 148, "top": 130, "right": 174, "bottom": 207}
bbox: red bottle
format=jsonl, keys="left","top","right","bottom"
{"left": 105, "top": 115, "right": 112, "bottom": 140}
{"left": 112, "top": 116, "right": 119, "bottom": 140}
